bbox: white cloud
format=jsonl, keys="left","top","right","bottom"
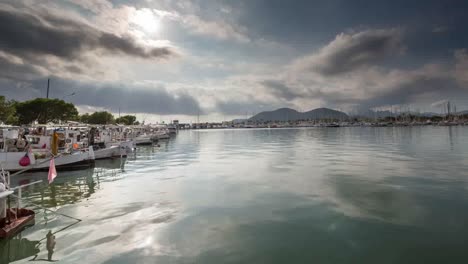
{"left": 431, "top": 99, "right": 449, "bottom": 108}
{"left": 181, "top": 15, "right": 250, "bottom": 43}
{"left": 68, "top": 0, "right": 113, "bottom": 14}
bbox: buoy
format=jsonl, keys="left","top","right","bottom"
{"left": 19, "top": 154, "right": 31, "bottom": 166}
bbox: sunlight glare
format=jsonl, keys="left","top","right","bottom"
{"left": 131, "top": 8, "right": 160, "bottom": 34}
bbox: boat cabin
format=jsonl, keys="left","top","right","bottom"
{"left": 0, "top": 127, "right": 28, "bottom": 153}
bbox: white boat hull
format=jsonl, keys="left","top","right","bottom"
{"left": 107, "top": 140, "right": 135, "bottom": 154}
{"left": 0, "top": 147, "right": 95, "bottom": 172}
{"left": 94, "top": 146, "right": 124, "bottom": 160}
{"left": 151, "top": 132, "right": 170, "bottom": 140}
{"left": 134, "top": 137, "right": 153, "bottom": 145}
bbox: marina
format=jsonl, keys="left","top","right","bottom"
{"left": 1, "top": 0, "right": 468, "bottom": 262}
{"left": 0, "top": 124, "right": 174, "bottom": 244}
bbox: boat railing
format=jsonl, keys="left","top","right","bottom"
{"left": 2, "top": 163, "right": 44, "bottom": 210}
{"left": 10, "top": 180, "right": 43, "bottom": 208}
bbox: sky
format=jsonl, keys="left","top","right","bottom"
{"left": 1, "top": 0, "right": 468, "bottom": 122}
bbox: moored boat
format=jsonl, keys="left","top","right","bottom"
{"left": 0, "top": 148, "right": 95, "bottom": 172}
{"left": 0, "top": 208, "right": 35, "bottom": 238}
{"left": 93, "top": 145, "right": 123, "bottom": 160}
{"left": 1, "top": 127, "right": 95, "bottom": 172}
{"left": 133, "top": 135, "right": 153, "bottom": 145}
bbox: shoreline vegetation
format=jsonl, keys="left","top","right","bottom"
{"left": 0, "top": 96, "right": 139, "bottom": 126}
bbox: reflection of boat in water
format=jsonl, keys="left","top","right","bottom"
{"left": 7, "top": 157, "right": 126, "bottom": 209}
{"left": 94, "top": 157, "right": 126, "bottom": 170}
{"left": 7, "top": 170, "right": 97, "bottom": 208}
{"left": 9, "top": 157, "right": 126, "bottom": 186}
{"left": 0, "top": 236, "right": 40, "bottom": 263}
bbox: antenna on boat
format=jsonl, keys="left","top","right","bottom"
{"left": 46, "top": 78, "right": 50, "bottom": 99}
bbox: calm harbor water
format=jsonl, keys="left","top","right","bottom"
{"left": 2, "top": 126, "right": 468, "bottom": 264}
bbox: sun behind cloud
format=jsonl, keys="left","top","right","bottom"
{"left": 130, "top": 8, "right": 161, "bottom": 34}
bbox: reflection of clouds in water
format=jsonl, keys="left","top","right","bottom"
{"left": 327, "top": 176, "right": 423, "bottom": 224}
{"left": 153, "top": 192, "right": 311, "bottom": 260}
{"left": 60, "top": 201, "right": 179, "bottom": 263}
{"left": 315, "top": 128, "right": 468, "bottom": 225}
{"left": 10, "top": 158, "right": 126, "bottom": 209}
{"left": 206, "top": 128, "right": 416, "bottom": 223}
{"left": 108, "top": 189, "right": 468, "bottom": 263}
{"left": 189, "top": 127, "right": 467, "bottom": 227}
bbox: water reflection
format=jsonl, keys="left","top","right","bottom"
{"left": 0, "top": 158, "right": 129, "bottom": 263}
{"left": 2, "top": 127, "right": 468, "bottom": 263}
{"left": 9, "top": 158, "right": 126, "bottom": 209}
{"left": 1, "top": 228, "right": 63, "bottom": 263}
{"left": 0, "top": 236, "right": 40, "bottom": 263}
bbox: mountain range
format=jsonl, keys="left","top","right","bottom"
{"left": 249, "top": 108, "right": 348, "bottom": 122}
{"left": 245, "top": 107, "right": 468, "bottom": 123}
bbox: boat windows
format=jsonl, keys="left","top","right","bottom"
{"left": 28, "top": 137, "right": 40, "bottom": 144}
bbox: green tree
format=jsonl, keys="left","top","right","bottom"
{"left": 0, "top": 96, "right": 17, "bottom": 124}
{"left": 80, "top": 113, "right": 91, "bottom": 123}
{"left": 15, "top": 98, "right": 79, "bottom": 124}
{"left": 87, "top": 111, "right": 115, "bottom": 124}
{"left": 115, "top": 115, "right": 137, "bottom": 125}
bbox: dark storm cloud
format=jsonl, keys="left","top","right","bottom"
{"left": 0, "top": 7, "right": 175, "bottom": 60}
{"left": 261, "top": 78, "right": 347, "bottom": 104}
{"left": 80, "top": 86, "right": 200, "bottom": 115}
{"left": 216, "top": 100, "right": 276, "bottom": 115}
{"left": 358, "top": 78, "right": 468, "bottom": 108}
{"left": 261, "top": 80, "right": 303, "bottom": 100}
{"left": 0, "top": 55, "right": 44, "bottom": 81}
{"left": 296, "top": 29, "right": 404, "bottom": 76}
{"left": 235, "top": 0, "right": 468, "bottom": 53}
{"left": 0, "top": 78, "right": 201, "bottom": 115}
{"left": 259, "top": 60, "right": 468, "bottom": 110}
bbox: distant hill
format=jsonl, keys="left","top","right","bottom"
{"left": 303, "top": 108, "right": 349, "bottom": 120}
{"left": 249, "top": 107, "right": 348, "bottom": 122}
